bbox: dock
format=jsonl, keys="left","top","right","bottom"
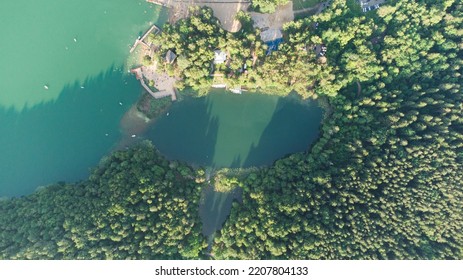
{"left": 129, "top": 24, "right": 161, "bottom": 53}
{"left": 131, "top": 67, "right": 177, "bottom": 101}
{"left": 146, "top": 0, "right": 172, "bottom": 7}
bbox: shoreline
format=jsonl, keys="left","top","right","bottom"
{"left": 121, "top": 0, "right": 328, "bottom": 143}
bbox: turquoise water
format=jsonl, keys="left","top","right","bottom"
{"left": 0, "top": 1, "right": 166, "bottom": 196}
{"left": 148, "top": 91, "right": 323, "bottom": 168}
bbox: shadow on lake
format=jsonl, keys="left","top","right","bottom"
{"left": 151, "top": 91, "right": 323, "bottom": 242}
{"left": 147, "top": 91, "right": 322, "bottom": 169}
{"left": 146, "top": 95, "right": 220, "bottom": 168}
{"left": 242, "top": 96, "right": 323, "bottom": 167}
{"left": 0, "top": 65, "right": 141, "bottom": 197}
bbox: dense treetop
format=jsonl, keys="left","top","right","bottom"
{"left": 1, "top": 0, "right": 462, "bottom": 259}
{"left": 0, "top": 143, "right": 207, "bottom": 259}
{"left": 252, "top": 0, "right": 290, "bottom": 14}
{"left": 213, "top": 0, "right": 463, "bottom": 259}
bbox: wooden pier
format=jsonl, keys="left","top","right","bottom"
{"left": 129, "top": 24, "right": 161, "bottom": 53}
{"left": 131, "top": 67, "right": 177, "bottom": 101}
{"left": 146, "top": 0, "right": 172, "bottom": 7}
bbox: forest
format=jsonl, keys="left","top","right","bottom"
{"left": 0, "top": 142, "right": 207, "bottom": 259}
{"left": 0, "top": 0, "right": 462, "bottom": 259}
{"left": 213, "top": 0, "right": 463, "bottom": 259}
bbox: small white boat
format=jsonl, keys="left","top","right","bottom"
{"left": 73, "top": 38, "right": 77, "bottom": 42}
{"left": 131, "top": 134, "right": 136, "bottom": 138}
{"left": 43, "top": 85, "right": 49, "bottom": 90}
{"left": 119, "top": 102, "right": 123, "bottom": 106}
{"left": 166, "top": 112, "right": 169, "bottom": 116}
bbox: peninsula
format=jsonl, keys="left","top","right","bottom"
{"left": 129, "top": 0, "right": 332, "bottom": 120}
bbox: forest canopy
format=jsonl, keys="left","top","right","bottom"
{"left": 0, "top": 143, "right": 207, "bottom": 259}
{"left": 213, "top": 0, "right": 463, "bottom": 259}
{"left": 1, "top": 0, "right": 462, "bottom": 259}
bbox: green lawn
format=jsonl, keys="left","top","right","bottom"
{"left": 292, "top": 0, "right": 323, "bottom": 11}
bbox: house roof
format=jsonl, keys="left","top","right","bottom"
{"left": 214, "top": 50, "right": 227, "bottom": 64}
{"left": 165, "top": 50, "right": 177, "bottom": 64}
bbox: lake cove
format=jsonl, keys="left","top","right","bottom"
{"left": 0, "top": 1, "right": 167, "bottom": 197}
{"left": 147, "top": 90, "right": 323, "bottom": 168}
{"left": 148, "top": 90, "right": 323, "bottom": 241}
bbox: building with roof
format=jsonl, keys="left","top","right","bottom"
{"left": 165, "top": 50, "right": 177, "bottom": 64}
{"left": 266, "top": 38, "right": 284, "bottom": 55}
{"left": 213, "top": 50, "right": 227, "bottom": 64}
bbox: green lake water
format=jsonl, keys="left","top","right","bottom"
{"left": 148, "top": 91, "right": 323, "bottom": 239}
{"left": 148, "top": 91, "right": 323, "bottom": 168}
{"left": 0, "top": 0, "right": 167, "bottom": 197}
{"left": 0, "top": 0, "right": 323, "bottom": 204}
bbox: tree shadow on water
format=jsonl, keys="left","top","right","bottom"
{"left": 242, "top": 96, "right": 324, "bottom": 169}
{"left": 0, "top": 65, "right": 140, "bottom": 197}
{"left": 199, "top": 95, "right": 323, "bottom": 244}
{"left": 147, "top": 95, "right": 220, "bottom": 168}
{"left": 199, "top": 186, "right": 242, "bottom": 240}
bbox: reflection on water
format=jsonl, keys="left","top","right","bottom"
{"left": 149, "top": 91, "right": 323, "bottom": 242}
{"left": 199, "top": 186, "right": 242, "bottom": 247}
{"left": 148, "top": 91, "right": 323, "bottom": 168}
{"left": 199, "top": 186, "right": 242, "bottom": 236}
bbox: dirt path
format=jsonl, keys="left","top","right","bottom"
{"left": 249, "top": 2, "right": 294, "bottom": 41}
{"left": 250, "top": 2, "right": 294, "bottom": 29}
{"left": 151, "top": 1, "right": 301, "bottom": 33}
{"left": 203, "top": 2, "right": 251, "bottom": 32}
{"left": 293, "top": 2, "right": 322, "bottom": 15}
{"left": 160, "top": 0, "right": 250, "bottom": 32}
